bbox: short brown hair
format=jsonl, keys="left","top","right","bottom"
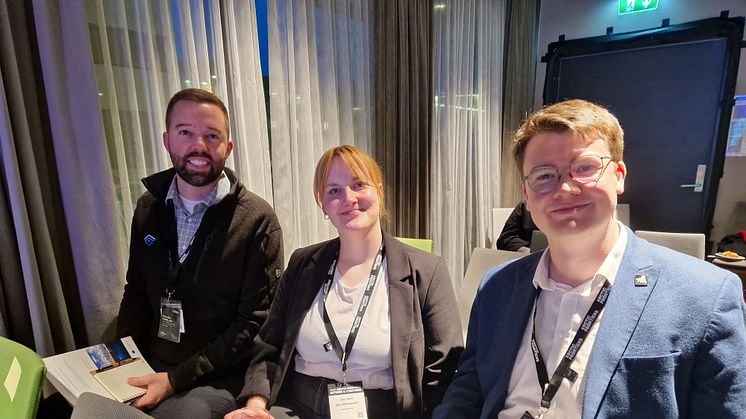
{"left": 313, "top": 145, "right": 387, "bottom": 218}
{"left": 165, "top": 88, "right": 230, "bottom": 137}
{"left": 512, "top": 99, "right": 624, "bottom": 174}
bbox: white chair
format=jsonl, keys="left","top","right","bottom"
{"left": 530, "top": 230, "right": 548, "bottom": 252}
{"left": 635, "top": 230, "right": 706, "bottom": 259}
{"left": 459, "top": 248, "right": 525, "bottom": 337}
{"left": 490, "top": 208, "right": 515, "bottom": 249}
{"left": 616, "top": 203, "right": 631, "bottom": 227}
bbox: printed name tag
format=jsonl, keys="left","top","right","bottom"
{"left": 158, "top": 298, "right": 183, "bottom": 343}
{"left": 328, "top": 382, "right": 367, "bottom": 419}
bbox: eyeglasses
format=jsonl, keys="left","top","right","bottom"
{"left": 524, "top": 154, "right": 614, "bottom": 195}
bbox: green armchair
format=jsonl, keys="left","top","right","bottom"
{"left": 0, "top": 336, "right": 46, "bottom": 419}
{"left": 395, "top": 237, "right": 434, "bottom": 253}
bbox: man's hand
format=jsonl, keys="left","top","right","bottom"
{"left": 127, "top": 372, "right": 175, "bottom": 410}
{"left": 224, "top": 396, "right": 273, "bottom": 419}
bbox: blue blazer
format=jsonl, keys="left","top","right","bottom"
{"left": 434, "top": 227, "right": 746, "bottom": 418}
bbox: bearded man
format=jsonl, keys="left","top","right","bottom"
{"left": 116, "top": 88, "right": 284, "bottom": 418}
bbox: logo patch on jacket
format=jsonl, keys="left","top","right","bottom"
{"left": 144, "top": 234, "right": 157, "bottom": 247}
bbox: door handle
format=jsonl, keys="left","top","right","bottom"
{"left": 680, "top": 164, "right": 706, "bottom": 192}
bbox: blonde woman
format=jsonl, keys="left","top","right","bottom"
{"left": 225, "top": 145, "right": 463, "bottom": 419}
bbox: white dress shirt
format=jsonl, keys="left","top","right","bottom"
{"left": 499, "top": 224, "right": 628, "bottom": 419}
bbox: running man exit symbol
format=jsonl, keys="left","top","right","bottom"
{"left": 619, "top": 0, "right": 658, "bottom": 15}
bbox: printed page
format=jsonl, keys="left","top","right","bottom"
{"left": 43, "top": 345, "right": 111, "bottom": 404}
{"left": 43, "top": 336, "right": 150, "bottom": 405}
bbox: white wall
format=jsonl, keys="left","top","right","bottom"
{"left": 535, "top": 0, "right": 746, "bottom": 245}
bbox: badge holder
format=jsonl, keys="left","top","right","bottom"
{"left": 328, "top": 372, "right": 367, "bottom": 419}
{"left": 158, "top": 290, "right": 184, "bottom": 343}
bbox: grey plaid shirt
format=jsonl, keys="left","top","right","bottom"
{"left": 165, "top": 172, "right": 231, "bottom": 260}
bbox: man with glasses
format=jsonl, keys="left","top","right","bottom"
{"left": 434, "top": 99, "right": 746, "bottom": 418}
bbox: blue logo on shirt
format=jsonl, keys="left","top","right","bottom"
{"left": 144, "top": 234, "right": 156, "bottom": 247}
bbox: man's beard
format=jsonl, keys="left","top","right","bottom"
{"left": 171, "top": 151, "right": 224, "bottom": 187}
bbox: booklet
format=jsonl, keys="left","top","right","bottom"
{"left": 43, "top": 336, "right": 155, "bottom": 405}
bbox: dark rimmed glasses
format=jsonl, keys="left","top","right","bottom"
{"left": 524, "top": 154, "right": 614, "bottom": 195}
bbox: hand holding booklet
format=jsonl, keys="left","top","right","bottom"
{"left": 43, "top": 336, "right": 155, "bottom": 405}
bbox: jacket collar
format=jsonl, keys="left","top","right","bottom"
{"left": 382, "top": 233, "right": 414, "bottom": 282}
{"left": 582, "top": 227, "right": 658, "bottom": 418}
{"left": 304, "top": 232, "right": 411, "bottom": 280}
{"left": 485, "top": 251, "right": 542, "bottom": 416}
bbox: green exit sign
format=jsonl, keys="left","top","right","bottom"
{"left": 618, "top": 0, "right": 659, "bottom": 15}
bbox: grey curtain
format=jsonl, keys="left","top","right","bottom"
{"left": 32, "top": 0, "right": 125, "bottom": 345}
{"left": 373, "top": 0, "right": 432, "bottom": 238}
{"left": 0, "top": 0, "right": 80, "bottom": 354}
{"left": 500, "top": 0, "right": 539, "bottom": 207}
{"left": 0, "top": 0, "right": 125, "bottom": 354}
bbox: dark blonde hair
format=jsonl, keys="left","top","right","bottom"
{"left": 512, "top": 99, "right": 624, "bottom": 174}
{"left": 313, "top": 145, "right": 387, "bottom": 217}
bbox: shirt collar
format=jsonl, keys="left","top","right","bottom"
{"left": 165, "top": 171, "right": 230, "bottom": 212}
{"left": 533, "top": 221, "right": 628, "bottom": 295}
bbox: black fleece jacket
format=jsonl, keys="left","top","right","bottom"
{"left": 116, "top": 167, "right": 284, "bottom": 395}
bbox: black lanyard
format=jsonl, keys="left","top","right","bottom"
{"left": 528, "top": 279, "right": 612, "bottom": 416}
{"left": 321, "top": 243, "right": 385, "bottom": 383}
{"left": 165, "top": 226, "right": 198, "bottom": 299}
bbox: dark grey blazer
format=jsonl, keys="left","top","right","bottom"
{"left": 238, "top": 232, "right": 464, "bottom": 418}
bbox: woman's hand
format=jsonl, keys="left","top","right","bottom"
{"left": 224, "top": 396, "right": 273, "bottom": 419}
{"left": 224, "top": 406, "right": 274, "bottom": 419}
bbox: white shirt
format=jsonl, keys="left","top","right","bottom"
{"left": 294, "top": 259, "right": 394, "bottom": 389}
{"left": 499, "top": 224, "right": 628, "bottom": 419}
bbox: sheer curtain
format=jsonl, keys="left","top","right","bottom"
{"left": 269, "top": 0, "right": 374, "bottom": 256}
{"left": 87, "top": 0, "right": 272, "bottom": 257}
{"left": 432, "top": 0, "right": 506, "bottom": 287}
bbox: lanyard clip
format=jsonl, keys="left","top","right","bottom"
{"left": 166, "top": 289, "right": 174, "bottom": 302}
{"left": 341, "top": 352, "right": 349, "bottom": 385}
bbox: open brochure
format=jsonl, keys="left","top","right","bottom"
{"left": 43, "top": 336, "right": 155, "bottom": 405}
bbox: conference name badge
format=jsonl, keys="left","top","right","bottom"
{"left": 158, "top": 297, "right": 184, "bottom": 343}
{"left": 328, "top": 382, "right": 367, "bottom": 419}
